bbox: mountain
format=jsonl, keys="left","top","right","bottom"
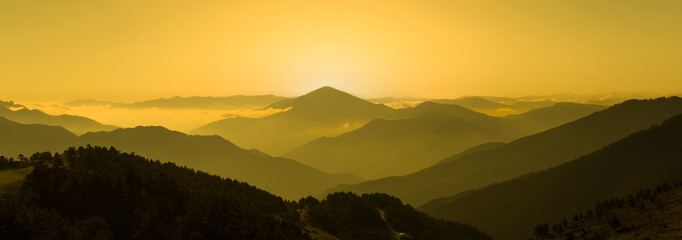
{"left": 66, "top": 95, "right": 288, "bottom": 110}
{"left": 433, "top": 142, "right": 506, "bottom": 165}
{"left": 0, "top": 118, "right": 361, "bottom": 199}
{"left": 264, "top": 86, "right": 393, "bottom": 121}
{"left": 284, "top": 102, "right": 522, "bottom": 179}
{"left": 286, "top": 101, "right": 604, "bottom": 180}
{"left": 0, "top": 100, "right": 118, "bottom": 135}
{"left": 533, "top": 183, "right": 682, "bottom": 240}
{"left": 192, "top": 87, "right": 394, "bottom": 155}
{"left": 505, "top": 102, "right": 607, "bottom": 133}
{"left": 516, "top": 92, "right": 660, "bottom": 106}
{"left": 0, "top": 116, "right": 77, "bottom": 157}
{"left": 366, "top": 97, "right": 427, "bottom": 109}
{"left": 433, "top": 96, "right": 508, "bottom": 112}
{"left": 76, "top": 126, "right": 363, "bottom": 199}
{"left": 327, "top": 97, "right": 682, "bottom": 206}
{"left": 0, "top": 146, "right": 491, "bottom": 240}
{"left": 432, "top": 96, "right": 557, "bottom": 116}
{"left": 419, "top": 114, "right": 682, "bottom": 239}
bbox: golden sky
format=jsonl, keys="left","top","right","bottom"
{"left": 2, "top": 0, "right": 681, "bottom": 102}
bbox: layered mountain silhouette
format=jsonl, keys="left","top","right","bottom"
{"left": 419, "top": 113, "right": 682, "bottom": 240}
{"left": 433, "top": 142, "right": 506, "bottom": 165}
{"left": 432, "top": 96, "right": 556, "bottom": 116}
{"left": 328, "top": 97, "right": 682, "bottom": 206}
{"left": 66, "top": 95, "right": 288, "bottom": 110}
{"left": 0, "top": 100, "right": 118, "bottom": 134}
{"left": 192, "top": 87, "right": 394, "bottom": 155}
{"left": 0, "top": 116, "right": 77, "bottom": 157}
{"left": 0, "top": 118, "right": 361, "bottom": 199}
{"left": 505, "top": 102, "right": 606, "bottom": 133}
{"left": 288, "top": 101, "right": 604, "bottom": 180}
{"left": 0, "top": 146, "right": 490, "bottom": 240}
{"left": 284, "top": 102, "right": 525, "bottom": 179}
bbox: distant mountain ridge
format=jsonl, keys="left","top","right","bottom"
{"left": 327, "top": 97, "right": 682, "bottom": 206}
{"left": 0, "top": 118, "right": 362, "bottom": 199}
{"left": 432, "top": 96, "right": 556, "bottom": 116}
{"left": 66, "top": 95, "right": 288, "bottom": 110}
{"left": 193, "top": 87, "right": 394, "bottom": 155}
{"left": 0, "top": 116, "right": 77, "bottom": 157}
{"left": 284, "top": 101, "right": 526, "bottom": 179}
{"left": 285, "top": 111, "right": 515, "bottom": 179}
{"left": 505, "top": 102, "right": 606, "bottom": 133}
{"left": 0, "top": 100, "right": 118, "bottom": 135}
{"left": 286, "top": 101, "right": 604, "bottom": 179}
{"left": 419, "top": 113, "right": 682, "bottom": 240}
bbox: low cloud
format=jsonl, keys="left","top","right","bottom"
{"left": 221, "top": 106, "right": 292, "bottom": 119}
{"left": 17, "top": 102, "right": 286, "bottom": 133}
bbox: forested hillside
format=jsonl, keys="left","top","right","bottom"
{"left": 0, "top": 146, "right": 490, "bottom": 240}
{"left": 419, "top": 113, "right": 682, "bottom": 240}
{"left": 330, "top": 97, "right": 682, "bottom": 206}
{"left": 533, "top": 183, "right": 682, "bottom": 240}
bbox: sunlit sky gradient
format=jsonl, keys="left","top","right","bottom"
{"left": 2, "top": 0, "right": 681, "bottom": 102}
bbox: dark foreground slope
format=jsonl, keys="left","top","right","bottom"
{"left": 533, "top": 183, "right": 682, "bottom": 240}
{"left": 330, "top": 97, "right": 682, "bottom": 206}
{"left": 0, "top": 146, "right": 490, "bottom": 240}
{"left": 419, "top": 114, "right": 682, "bottom": 240}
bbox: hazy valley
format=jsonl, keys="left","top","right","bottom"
{"left": 2, "top": 86, "right": 682, "bottom": 239}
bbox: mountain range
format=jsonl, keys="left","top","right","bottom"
{"left": 192, "top": 87, "right": 394, "bottom": 155}
{"left": 0, "top": 146, "right": 491, "bottom": 240}
{"left": 66, "top": 95, "right": 288, "bottom": 110}
{"left": 419, "top": 113, "right": 682, "bottom": 239}
{"left": 195, "top": 88, "right": 604, "bottom": 179}
{"left": 327, "top": 97, "right": 682, "bottom": 206}
{"left": 0, "top": 100, "right": 118, "bottom": 135}
{"left": 0, "top": 117, "right": 361, "bottom": 199}
{"left": 433, "top": 96, "right": 556, "bottom": 116}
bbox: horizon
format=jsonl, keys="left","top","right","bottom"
{"left": 5, "top": 86, "right": 674, "bottom": 104}
{"left": 4, "top": 85, "right": 677, "bottom": 133}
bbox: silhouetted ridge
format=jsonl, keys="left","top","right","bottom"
{"left": 0, "top": 146, "right": 491, "bottom": 240}
{"left": 533, "top": 182, "right": 682, "bottom": 239}
{"left": 67, "top": 95, "right": 288, "bottom": 110}
{"left": 285, "top": 110, "right": 516, "bottom": 179}
{"left": 0, "top": 116, "right": 77, "bottom": 157}
{"left": 270, "top": 86, "right": 392, "bottom": 120}
{"left": 193, "top": 87, "right": 393, "bottom": 154}
{"left": 0, "top": 118, "right": 362, "bottom": 199}
{"left": 328, "top": 97, "right": 682, "bottom": 206}
{"left": 419, "top": 113, "right": 682, "bottom": 240}
{"left": 0, "top": 100, "right": 118, "bottom": 135}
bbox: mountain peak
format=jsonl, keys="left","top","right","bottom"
{"left": 303, "top": 86, "right": 350, "bottom": 98}
{"left": 286, "top": 86, "right": 375, "bottom": 109}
